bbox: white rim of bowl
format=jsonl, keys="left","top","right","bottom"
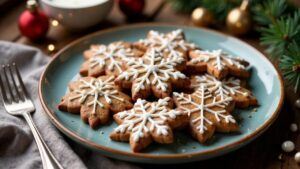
{"left": 40, "top": 0, "right": 111, "bottom": 9}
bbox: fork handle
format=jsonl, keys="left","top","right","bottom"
{"left": 22, "top": 112, "right": 64, "bottom": 169}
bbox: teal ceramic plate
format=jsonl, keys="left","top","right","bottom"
{"left": 39, "top": 24, "right": 284, "bottom": 164}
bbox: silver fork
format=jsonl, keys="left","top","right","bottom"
{"left": 0, "top": 63, "right": 63, "bottom": 169}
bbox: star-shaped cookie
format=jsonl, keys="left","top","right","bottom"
{"left": 115, "top": 48, "right": 190, "bottom": 100}
{"left": 173, "top": 85, "right": 239, "bottom": 143}
{"left": 134, "top": 29, "right": 196, "bottom": 60}
{"left": 80, "top": 41, "right": 143, "bottom": 77}
{"left": 58, "top": 76, "right": 133, "bottom": 129}
{"left": 191, "top": 74, "right": 257, "bottom": 108}
{"left": 110, "top": 97, "right": 188, "bottom": 152}
{"left": 187, "top": 49, "right": 249, "bottom": 79}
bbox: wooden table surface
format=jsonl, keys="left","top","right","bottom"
{"left": 1, "top": 1, "right": 299, "bottom": 169}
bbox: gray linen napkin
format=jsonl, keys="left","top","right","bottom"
{"left": 0, "top": 41, "right": 141, "bottom": 169}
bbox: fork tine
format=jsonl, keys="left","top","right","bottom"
{"left": 8, "top": 64, "right": 22, "bottom": 101}
{"left": 3, "top": 65, "right": 15, "bottom": 102}
{"left": 13, "top": 63, "right": 30, "bottom": 100}
{"left": 0, "top": 67, "right": 10, "bottom": 104}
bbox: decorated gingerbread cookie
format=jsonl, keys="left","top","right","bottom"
{"left": 191, "top": 74, "right": 257, "bottom": 108}
{"left": 110, "top": 97, "right": 188, "bottom": 152}
{"left": 83, "top": 41, "right": 143, "bottom": 60}
{"left": 80, "top": 41, "right": 143, "bottom": 77}
{"left": 173, "top": 85, "right": 239, "bottom": 143}
{"left": 115, "top": 48, "right": 190, "bottom": 100}
{"left": 188, "top": 49, "right": 249, "bottom": 79}
{"left": 58, "top": 76, "right": 133, "bottom": 129}
{"left": 134, "top": 29, "right": 196, "bottom": 60}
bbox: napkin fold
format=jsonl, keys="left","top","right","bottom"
{"left": 0, "top": 41, "right": 141, "bottom": 169}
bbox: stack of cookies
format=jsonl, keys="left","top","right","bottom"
{"left": 58, "top": 29, "right": 258, "bottom": 152}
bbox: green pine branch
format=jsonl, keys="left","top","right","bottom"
{"left": 253, "top": 0, "right": 287, "bottom": 26}
{"left": 280, "top": 42, "right": 300, "bottom": 91}
{"left": 257, "top": 0, "right": 300, "bottom": 91}
{"left": 259, "top": 11, "right": 300, "bottom": 58}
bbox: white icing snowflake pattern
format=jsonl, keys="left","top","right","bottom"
{"left": 114, "top": 97, "right": 182, "bottom": 142}
{"left": 88, "top": 42, "right": 134, "bottom": 73}
{"left": 190, "top": 49, "right": 247, "bottom": 71}
{"left": 139, "top": 29, "right": 195, "bottom": 59}
{"left": 116, "top": 49, "right": 186, "bottom": 93}
{"left": 173, "top": 85, "right": 235, "bottom": 134}
{"left": 191, "top": 74, "right": 249, "bottom": 100}
{"left": 69, "top": 77, "right": 125, "bottom": 114}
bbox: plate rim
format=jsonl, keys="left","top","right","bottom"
{"left": 38, "top": 23, "right": 284, "bottom": 160}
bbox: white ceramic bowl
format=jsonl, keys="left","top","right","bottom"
{"left": 40, "top": 0, "right": 113, "bottom": 31}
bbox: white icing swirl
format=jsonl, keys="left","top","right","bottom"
{"left": 139, "top": 29, "right": 196, "bottom": 59}
{"left": 88, "top": 42, "right": 134, "bottom": 73}
{"left": 69, "top": 76, "right": 124, "bottom": 114}
{"left": 114, "top": 97, "right": 182, "bottom": 142}
{"left": 190, "top": 49, "right": 247, "bottom": 71}
{"left": 116, "top": 49, "right": 186, "bottom": 92}
{"left": 173, "top": 85, "right": 235, "bottom": 134}
{"left": 192, "top": 74, "right": 249, "bottom": 100}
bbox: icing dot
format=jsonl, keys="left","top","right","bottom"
{"left": 216, "top": 81, "right": 222, "bottom": 86}
{"left": 281, "top": 140, "right": 295, "bottom": 153}
{"left": 290, "top": 123, "right": 298, "bottom": 132}
{"left": 295, "top": 152, "right": 300, "bottom": 163}
{"left": 198, "top": 105, "right": 204, "bottom": 111}
{"left": 148, "top": 65, "right": 158, "bottom": 72}
{"left": 144, "top": 113, "right": 151, "bottom": 119}
{"left": 243, "top": 92, "right": 249, "bottom": 97}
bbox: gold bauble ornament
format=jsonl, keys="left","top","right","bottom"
{"left": 226, "top": 0, "right": 251, "bottom": 35}
{"left": 191, "top": 7, "right": 214, "bottom": 27}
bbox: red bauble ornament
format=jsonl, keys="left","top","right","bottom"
{"left": 118, "top": 0, "right": 145, "bottom": 17}
{"left": 18, "top": 0, "right": 49, "bottom": 41}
